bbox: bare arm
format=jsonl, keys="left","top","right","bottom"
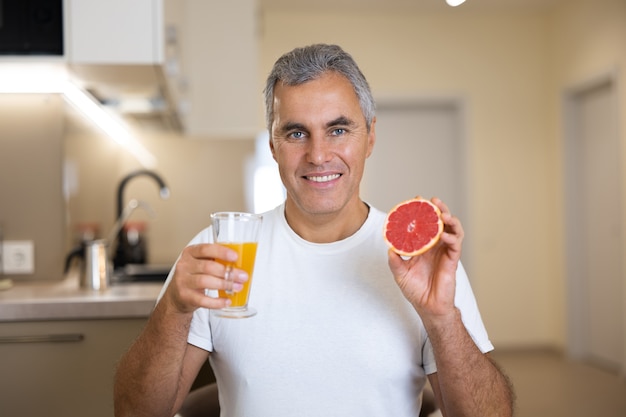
{"left": 388, "top": 198, "right": 514, "bottom": 417}
{"left": 425, "top": 321, "right": 514, "bottom": 417}
{"left": 113, "top": 243, "right": 249, "bottom": 417}
{"left": 113, "top": 300, "right": 207, "bottom": 417}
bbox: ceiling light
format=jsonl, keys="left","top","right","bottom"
{"left": 446, "top": 0, "right": 467, "bottom": 6}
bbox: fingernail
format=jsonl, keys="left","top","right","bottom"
{"left": 232, "top": 282, "right": 244, "bottom": 291}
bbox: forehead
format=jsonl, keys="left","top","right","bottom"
{"left": 272, "top": 72, "right": 364, "bottom": 125}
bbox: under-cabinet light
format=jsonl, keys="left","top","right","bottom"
{"left": 62, "top": 82, "right": 157, "bottom": 168}
{"left": 0, "top": 61, "right": 66, "bottom": 93}
{"left": 0, "top": 62, "right": 156, "bottom": 168}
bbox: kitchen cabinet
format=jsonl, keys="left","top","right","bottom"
{"left": 181, "top": 0, "right": 261, "bottom": 138}
{"left": 65, "top": 0, "right": 260, "bottom": 138}
{"left": 65, "top": 0, "right": 164, "bottom": 64}
{"left": 0, "top": 318, "right": 146, "bottom": 417}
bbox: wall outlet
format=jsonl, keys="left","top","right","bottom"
{"left": 1, "top": 241, "right": 35, "bottom": 274}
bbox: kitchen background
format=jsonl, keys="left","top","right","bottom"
{"left": 0, "top": 0, "right": 625, "bottom": 392}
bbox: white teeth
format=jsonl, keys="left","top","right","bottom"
{"left": 307, "top": 174, "right": 340, "bottom": 182}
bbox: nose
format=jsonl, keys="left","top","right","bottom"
{"left": 306, "top": 135, "right": 333, "bottom": 165}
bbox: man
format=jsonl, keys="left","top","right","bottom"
{"left": 114, "top": 44, "right": 514, "bottom": 417}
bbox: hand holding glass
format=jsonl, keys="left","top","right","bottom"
{"left": 210, "top": 212, "right": 262, "bottom": 318}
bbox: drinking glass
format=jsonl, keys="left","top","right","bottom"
{"left": 210, "top": 211, "right": 262, "bottom": 318}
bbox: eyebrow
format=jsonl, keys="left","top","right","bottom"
{"left": 326, "top": 116, "right": 356, "bottom": 128}
{"left": 277, "top": 116, "right": 357, "bottom": 135}
{"left": 279, "top": 122, "right": 307, "bottom": 133}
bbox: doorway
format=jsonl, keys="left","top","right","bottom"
{"left": 563, "top": 73, "right": 625, "bottom": 374}
{"left": 361, "top": 98, "right": 471, "bottom": 271}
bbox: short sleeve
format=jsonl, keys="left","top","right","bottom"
{"left": 188, "top": 307, "right": 214, "bottom": 352}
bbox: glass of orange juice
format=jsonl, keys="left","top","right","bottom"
{"left": 210, "top": 211, "right": 262, "bottom": 318}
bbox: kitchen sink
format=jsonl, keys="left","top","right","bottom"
{"left": 112, "top": 264, "right": 172, "bottom": 284}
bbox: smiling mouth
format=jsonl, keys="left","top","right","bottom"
{"left": 306, "top": 174, "right": 341, "bottom": 183}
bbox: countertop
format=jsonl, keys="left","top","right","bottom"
{"left": 0, "top": 273, "right": 164, "bottom": 322}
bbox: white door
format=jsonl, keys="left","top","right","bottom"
{"left": 564, "top": 75, "right": 625, "bottom": 373}
{"left": 361, "top": 99, "right": 470, "bottom": 269}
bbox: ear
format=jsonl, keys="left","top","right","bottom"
{"left": 366, "top": 117, "right": 377, "bottom": 158}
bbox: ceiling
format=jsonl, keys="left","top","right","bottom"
{"left": 259, "top": 0, "right": 567, "bottom": 13}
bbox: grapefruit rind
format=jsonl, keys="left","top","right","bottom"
{"left": 383, "top": 197, "right": 444, "bottom": 257}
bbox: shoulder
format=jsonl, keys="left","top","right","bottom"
{"left": 362, "top": 204, "right": 387, "bottom": 239}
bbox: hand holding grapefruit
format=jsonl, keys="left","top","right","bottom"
{"left": 383, "top": 197, "right": 444, "bottom": 257}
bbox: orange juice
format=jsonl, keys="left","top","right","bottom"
{"left": 216, "top": 242, "right": 258, "bottom": 307}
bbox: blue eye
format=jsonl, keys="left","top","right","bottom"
{"left": 331, "top": 128, "right": 346, "bottom": 136}
{"left": 290, "top": 131, "right": 305, "bottom": 140}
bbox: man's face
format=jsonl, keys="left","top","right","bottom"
{"left": 270, "top": 71, "right": 376, "bottom": 220}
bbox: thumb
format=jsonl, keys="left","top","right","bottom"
{"left": 387, "top": 248, "right": 405, "bottom": 276}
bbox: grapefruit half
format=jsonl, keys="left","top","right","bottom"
{"left": 383, "top": 197, "right": 444, "bottom": 257}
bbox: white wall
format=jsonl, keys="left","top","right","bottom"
{"left": 550, "top": 0, "right": 626, "bottom": 363}
{"left": 0, "top": 95, "right": 65, "bottom": 280}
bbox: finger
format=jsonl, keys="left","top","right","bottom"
{"left": 431, "top": 197, "right": 459, "bottom": 236}
{"left": 168, "top": 261, "right": 228, "bottom": 305}
{"left": 179, "top": 245, "right": 248, "bottom": 284}
{"left": 187, "top": 243, "right": 238, "bottom": 264}
{"left": 442, "top": 212, "right": 464, "bottom": 238}
{"left": 387, "top": 248, "right": 402, "bottom": 271}
{"left": 223, "top": 265, "right": 235, "bottom": 295}
{"left": 387, "top": 248, "right": 412, "bottom": 277}
{"left": 431, "top": 197, "right": 450, "bottom": 215}
{"left": 196, "top": 289, "right": 232, "bottom": 309}
{"left": 161, "top": 272, "right": 229, "bottom": 313}
{"left": 175, "top": 245, "right": 249, "bottom": 309}
{"left": 194, "top": 265, "right": 246, "bottom": 294}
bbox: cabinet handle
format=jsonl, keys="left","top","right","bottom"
{"left": 0, "top": 333, "right": 85, "bottom": 344}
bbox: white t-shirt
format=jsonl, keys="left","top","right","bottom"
{"left": 177, "top": 204, "right": 493, "bottom": 417}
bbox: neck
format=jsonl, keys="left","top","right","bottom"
{"left": 284, "top": 199, "right": 370, "bottom": 243}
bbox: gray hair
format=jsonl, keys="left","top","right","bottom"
{"left": 263, "top": 44, "right": 376, "bottom": 132}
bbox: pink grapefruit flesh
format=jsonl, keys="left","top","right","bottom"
{"left": 383, "top": 197, "right": 444, "bottom": 257}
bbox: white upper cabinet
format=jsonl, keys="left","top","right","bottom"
{"left": 181, "top": 0, "right": 261, "bottom": 138}
{"left": 65, "top": 0, "right": 261, "bottom": 139}
{"left": 65, "top": 0, "right": 164, "bottom": 64}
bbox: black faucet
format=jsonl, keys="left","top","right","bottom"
{"left": 113, "top": 169, "right": 170, "bottom": 269}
